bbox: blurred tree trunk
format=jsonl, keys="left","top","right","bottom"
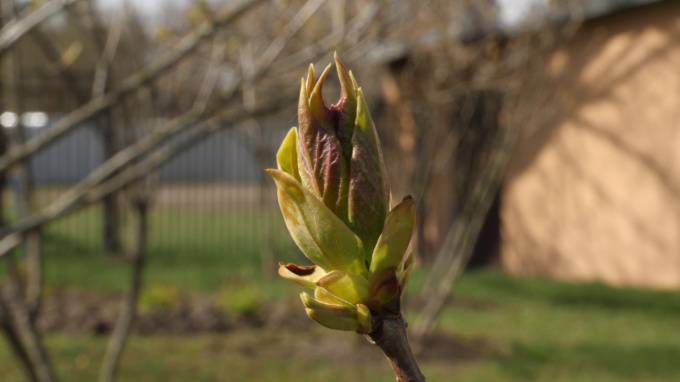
{"left": 0, "top": 27, "right": 54, "bottom": 381}
{"left": 0, "top": 305, "right": 39, "bottom": 381}
{"left": 85, "top": 3, "right": 124, "bottom": 256}
{"left": 2, "top": 0, "right": 43, "bottom": 321}
{"left": 448, "top": 89, "right": 503, "bottom": 258}
{"left": 100, "top": 115, "right": 123, "bottom": 256}
{"left": 0, "top": 77, "right": 37, "bottom": 378}
{"left": 467, "top": 192, "right": 500, "bottom": 268}
{"left": 380, "top": 59, "right": 430, "bottom": 261}
{"left": 99, "top": 194, "right": 148, "bottom": 382}
{"left": 0, "top": 262, "right": 56, "bottom": 382}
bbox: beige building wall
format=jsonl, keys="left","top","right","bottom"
{"left": 502, "top": 1, "right": 680, "bottom": 289}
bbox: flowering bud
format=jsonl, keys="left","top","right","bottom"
{"left": 267, "top": 53, "right": 415, "bottom": 334}
{"left": 296, "top": 53, "right": 390, "bottom": 252}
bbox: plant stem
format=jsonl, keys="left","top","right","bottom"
{"left": 369, "top": 313, "right": 426, "bottom": 382}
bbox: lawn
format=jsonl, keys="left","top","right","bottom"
{"left": 36, "top": 204, "right": 300, "bottom": 292}
{"left": 1, "top": 205, "right": 679, "bottom": 381}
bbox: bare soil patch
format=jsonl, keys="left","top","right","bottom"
{"left": 36, "top": 289, "right": 500, "bottom": 363}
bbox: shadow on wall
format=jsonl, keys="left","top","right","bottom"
{"left": 502, "top": 0, "right": 680, "bottom": 288}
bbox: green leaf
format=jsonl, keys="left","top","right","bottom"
{"left": 356, "top": 304, "right": 373, "bottom": 334}
{"left": 276, "top": 127, "right": 300, "bottom": 181}
{"left": 300, "top": 292, "right": 360, "bottom": 332}
{"left": 266, "top": 169, "right": 366, "bottom": 275}
{"left": 278, "top": 262, "right": 326, "bottom": 289}
{"left": 369, "top": 196, "right": 415, "bottom": 275}
{"left": 316, "top": 270, "right": 369, "bottom": 304}
{"left": 296, "top": 77, "right": 319, "bottom": 195}
{"left": 397, "top": 251, "right": 414, "bottom": 287}
{"left": 314, "top": 286, "right": 354, "bottom": 307}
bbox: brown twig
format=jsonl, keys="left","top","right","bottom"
{"left": 368, "top": 310, "right": 426, "bottom": 382}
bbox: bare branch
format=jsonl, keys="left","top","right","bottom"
{"left": 91, "top": 9, "right": 126, "bottom": 97}
{"left": 368, "top": 312, "right": 426, "bottom": 382}
{"left": 30, "top": 28, "right": 88, "bottom": 102}
{"left": 256, "top": 0, "right": 328, "bottom": 70}
{"left": 410, "top": 123, "right": 516, "bottom": 342}
{"left": 0, "top": 92, "right": 294, "bottom": 257}
{"left": 2, "top": 0, "right": 43, "bottom": 324}
{"left": 0, "top": 302, "right": 39, "bottom": 381}
{"left": 192, "top": 37, "right": 229, "bottom": 112}
{"left": 0, "top": 0, "right": 79, "bottom": 57}
{"left": 273, "top": 2, "right": 379, "bottom": 72}
{"left": 87, "top": 94, "right": 293, "bottom": 206}
{"left": 0, "top": 0, "right": 264, "bottom": 173}
{"left": 1, "top": 258, "right": 56, "bottom": 382}
{"left": 0, "top": 0, "right": 374, "bottom": 259}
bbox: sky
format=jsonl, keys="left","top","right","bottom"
{"left": 497, "top": 0, "right": 547, "bottom": 28}
{"left": 97, "top": 0, "right": 547, "bottom": 29}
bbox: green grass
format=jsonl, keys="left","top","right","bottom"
{"left": 432, "top": 272, "right": 680, "bottom": 381}
{"left": 0, "top": 332, "right": 400, "bottom": 382}
{"left": 0, "top": 270, "right": 677, "bottom": 381}
{"left": 35, "top": 205, "right": 301, "bottom": 292}
{"left": 1, "top": 206, "right": 680, "bottom": 381}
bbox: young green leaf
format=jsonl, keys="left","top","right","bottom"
{"left": 267, "top": 169, "right": 366, "bottom": 275}
{"left": 369, "top": 196, "right": 416, "bottom": 275}
{"left": 316, "top": 270, "right": 370, "bottom": 304}
{"left": 276, "top": 127, "right": 300, "bottom": 181}
{"left": 278, "top": 263, "right": 327, "bottom": 289}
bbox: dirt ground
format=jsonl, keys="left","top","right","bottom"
{"left": 35, "top": 289, "right": 496, "bottom": 363}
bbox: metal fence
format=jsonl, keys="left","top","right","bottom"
{"left": 6, "top": 118, "right": 295, "bottom": 270}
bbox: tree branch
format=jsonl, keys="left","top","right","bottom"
{"left": 0, "top": 0, "right": 341, "bottom": 256}
{"left": 0, "top": 0, "right": 79, "bottom": 57}
{"left": 369, "top": 312, "right": 426, "bottom": 382}
{"left": 0, "top": 0, "right": 264, "bottom": 173}
{"left": 29, "top": 27, "right": 88, "bottom": 102}
{"left": 410, "top": 122, "right": 516, "bottom": 341}
{"left": 0, "top": 91, "right": 293, "bottom": 257}
{"left": 1, "top": 258, "right": 56, "bottom": 382}
{"left": 0, "top": 302, "right": 39, "bottom": 382}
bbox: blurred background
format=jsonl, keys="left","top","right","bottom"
{"left": 1, "top": 0, "right": 679, "bottom": 381}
